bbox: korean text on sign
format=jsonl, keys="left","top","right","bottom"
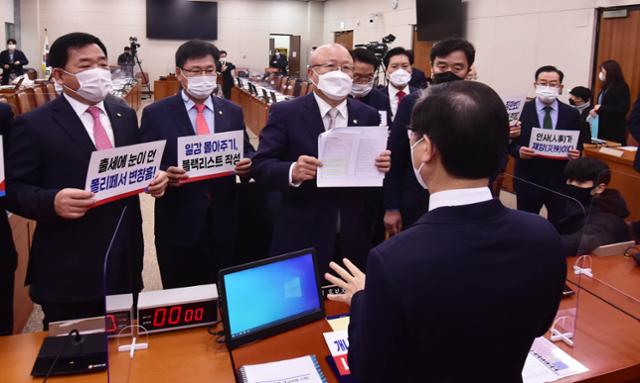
{"left": 84, "top": 140, "right": 166, "bottom": 205}
{"left": 177, "top": 130, "right": 244, "bottom": 183}
{"left": 501, "top": 95, "right": 526, "bottom": 126}
{"left": 529, "top": 128, "right": 580, "bottom": 159}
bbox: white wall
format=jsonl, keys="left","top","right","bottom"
{"left": 323, "top": 0, "right": 416, "bottom": 50}
{"left": 1, "top": 0, "right": 15, "bottom": 48}
{"left": 19, "top": 0, "right": 323, "bottom": 85}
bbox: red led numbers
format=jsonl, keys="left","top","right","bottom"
{"left": 151, "top": 305, "right": 207, "bottom": 328}
{"left": 153, "top": 307, "right": 167, "bottom": 327}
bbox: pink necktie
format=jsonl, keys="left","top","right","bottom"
{"left": 195, "top": 104, "right": 210, "bottom": 135}
{"left": 86, "top": 106, "right": 113, "bottom": 150}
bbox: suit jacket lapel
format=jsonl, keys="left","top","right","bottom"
{"left": 346, "top": 98, "right": 363, "bottom": 126}
{"left": 169, "top": 93, "right": 195, "bottom": 137}
{"left": 302, "top": 93, "right": 326, "bottom": 148}
{"left": 104, "top": 101, "right": 133, "bottom": 147}
{"left": 212, "top": 96, "right": 229, "bottom": 133}
{"left": 52, "top": 96, "right": 96, "bottom": 153}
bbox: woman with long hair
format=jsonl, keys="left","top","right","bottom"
{"left": 591, "top": 60, "right": 631, "bottom": 143}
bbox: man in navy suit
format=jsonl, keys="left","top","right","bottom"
{"left": 350, "top": 48, "right": 390, "bottom": 126}
{"left": 0, "top": 102, "right": 17, "bottom": 335}
{"left": 6, "top": 33, "right": 168, "bottom": 329}
{"left": 510, "top": 65, "right": 582, "bottom": 225}
{"left": 252, "top": 43, "right": 391, "bottom": 274}
{"left": 326, "top": 81, "right": 566, "bottom": 383}
{"left": 140, "top": 40, "right": 254, "bottom": 289}
{"left": 381, "top": 47, "right": 419, "bottom": 123}
{"left": 0, "top": 39, "right": 29, "bottom": 85}
{"left": 383, "top": 38, "right": 476, "bottom": 236}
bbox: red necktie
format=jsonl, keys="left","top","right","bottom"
{"left": 86, "top": 106, "right": 113, "bottom": 150}
{"left": 397, "top": 90, "right": 406, "bottom": 104}
{"left": 195, "top": 104, "right": 210, "bottom": 135}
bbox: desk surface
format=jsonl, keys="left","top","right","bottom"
{"left": 0, "top": 326, "right": 235, "bottom": 383}
{"left": 567, "top": 255, "right": 640, "bottom": 321}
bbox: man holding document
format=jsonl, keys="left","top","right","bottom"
{"left": 252, "top": 43, "right": 391, "bottom": 274}
{"left": 325, "top": 81, "right": 566, "bottom": 383}
{"left": 5, "top": 33, "right": 168, "bottom": 328}
{"left": 140, "top": 40, "right": 254, "bottom": 289}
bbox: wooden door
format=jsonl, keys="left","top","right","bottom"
{"left": 334, "top": 31, "right": 354, "bottom": 50}
{"left": 412, "top": 27, "right": 433, "bottom": 77}
{"left": 289, "top": 35, "right": 301, "bottom": 78}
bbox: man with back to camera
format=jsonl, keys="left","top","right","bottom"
{"left": 510, "top": 65, "right": 582, "bottom": 226}
{"left": 5, "top": 32, "right": 168, "bottom": 329}
{"left": 325, "top": 80, "right": 566, "bottom": 383}
{"left": 383, "top": 38, "right": 475, "bottom": 236}
{"left": 0, "top": 102, "right": 17, "bottom": 335}
{"left": 381, "top": 47, "right": 419, "bottom": 122}
{"left": 251, "top": 43, "right": 391, "bottom": 275}
{"left": 0, "top": 39, "right": 29, "bottom": 85}
{"left": 140, "top": 40, "right": 254, "bottom": 289}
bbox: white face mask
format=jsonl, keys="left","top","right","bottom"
{"left": 350, "top": 81, "right": 373, "bottom": 98}
{"left": 598, "top": 71, "right": 606, "bottom": 82}
{"left": 63, "top": 67, "right": 112, "bottom": 103}
{"left": 313, "top": 70, "right": 353, "bottom": 101}
{"left": 7, "top": 44, "right": 16, "bottom": 51}
{"left": 186, "top": 75, "right": 217, "bottom": 99}
{"left": 389, "top": 68, "right": 411, "bottom": 87}
{"left": 535, "top": 85, "right": 559, "bottom": 105}
{"left": 54, "top": 82, "right": 63, "bottom": 95}
{"left": 410, "top": 136, "right": 428, "bottom": 190}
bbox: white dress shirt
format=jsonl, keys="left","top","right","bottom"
{"left": 388, "top": 84, "right": 409, "bottom": 122}
{"left": 428, "top": 186, "right": 493, "bottom": 212}
{"left": 288, "top": 93, "right": 349, "bottom": 186}
{"left": 63, "top": 92, "right": 115, "bottom": 147}
{"left": 182, "top": 90, "right": 215, "bottom": 134}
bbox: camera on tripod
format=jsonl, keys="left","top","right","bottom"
{"left": 354, "top": 34, "right": 396, "bottom": 64}
{"left": 129, "top": 36, "right": 140, "bottom": 56}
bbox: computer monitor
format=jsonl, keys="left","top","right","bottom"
{"left": 218, "top": 248, "right": 324, "bottom": 349}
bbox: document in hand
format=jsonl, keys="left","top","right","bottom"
{"left": 317, "top": 126, "right": 388, "bottom": 187}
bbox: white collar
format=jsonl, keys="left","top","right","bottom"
{"left": 313, "top": 91, "right": 347, "bottom": 119}
{"left": 182, "top": 90, "right": 214, "bottom": 112}
{"left": 535, "top": 97, "right": 558, "bottom": 112}
{"left": 428, "top": 187, "right": 493, "bottom": 212}
{"left": 389, "top": 84, "right": 409, "bottom": 96}
{"left": 63, "top": 92, "right": 107, "bottom": 116}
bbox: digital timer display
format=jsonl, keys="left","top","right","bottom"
{"left": 105, "top": 311, "right": 132, "bottom": 337}
{"left": 138, "top": 300, "right": 217, "bottom": 333}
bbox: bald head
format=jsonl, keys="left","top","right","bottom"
{"left": 309, "top": 43, "right": 353, "bottom": 67}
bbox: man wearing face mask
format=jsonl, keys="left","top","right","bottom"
{"left": 569, "top": 86, "right": 593, "bottom": 144}
{"left": 5, "top": 32, "right": 168, "bottom": 329}
{"left": 252, "top": 43, "right": 391, "bottom": 275}
{"left": 350, "top": 48, "right": 390, "bottom": 126}
{"left": 140, "top": 40, "right": 254, "bottom": 289}
{"left": 510, "top": 65, "right": 582, "bottom": 226}
{"left": 381, "top": 47, "right": 419, "bottom": 122}
{"left": 269, "top": 50, "right": 288, "bottom": 76}
{"left": 325, "top": 81, "right": 565, "bottom": 383}
{"left": 383, "top": 38, "right": 476, "bottom": 236}
{"left": 0, "top": 39, "right": 29, "bottom": 85}
{"left": 557, "top": 157, "right": 631, "bottom": 257}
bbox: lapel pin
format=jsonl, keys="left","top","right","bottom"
{"left": 116, "top": 112, "right": 122, "bottom": 117}
{"left": 218, "top": 110, "right": 223, "bottom": 115}
{"left": 353, "top": 119, "right": 358, "bottom": 124}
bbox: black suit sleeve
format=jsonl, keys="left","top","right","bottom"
{"left": 16, "top": 51, "right": 28, "bottom": 67}
{"left": 348, "top": 249, "right": 404, "bottom": 383}
{"left": 0, "top": 51, "right": 9, "bottom": 67}
{"left": 383, "top": 96, "right": 412, "bottom": 211}
{"left": 628, "top": 94, "right": 640, "bottom": 142}
{"left": 251, "top": 106, "right": 294, "bottom": 191}
{"left": 5, "top": 116, "right": 59, "bottom": 222}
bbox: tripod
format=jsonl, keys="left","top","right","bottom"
{"left": 373, "top": 58, "right": 387, "bottom": 88}
{"left": 132, "top": 52, "right": 152, "bottom": 99}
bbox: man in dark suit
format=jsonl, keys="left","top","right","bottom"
{"left": 269, "top": 51, "right": 288, "bottom": 75}
{"left": 252, "top": 43, "right": 390, "bottom": 274}
{"left": 383, "top": 38, "right": 476, "bottom": 236}
{"left": 407, "top": 50, "right": 428, "bottom": 89}
{"left": 350, "top": 48, "right": 389, "bottom": 126}
{"left": 5, "top": 33, "right": 168, "bottom": 329}
{"left": 216, "top": 50, "right": 236, "bottom": 100}
{"left": 0, "top": 38, "right": 29, "bottom": 85}
{"left": 140, "top": 40, "right": 254, "bottom": 289}
{"left": 326, "top": 81, "right": 566, "bottom": 383}
{"left": 569, "top": 86, "right": 593, "bottom": 144}
{"left": 510, "top": 65, "right": 582, "bottom": 225}
{"left": 381, "top": 47, "right": 419, "bottom": 123}
{"left": 0, "top": 102, "right": 17, "bottom": 335}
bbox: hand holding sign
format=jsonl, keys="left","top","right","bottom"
{"left": 177, "top": 131, "right": 244, "bottom": 183}
{"left": 519, "top": 146, "right": 536, "bottom": 160}
{"left": 54, "top": 188, "right": 95, "bottom": 219}
{"left": 234, "top": 158, "right": 252, "bottom": 177}
{"left": 166, "top": 166, "right": 188, "bottom": 187}
{"left": 528, "top": 128, "right": 580, "bottom": 159}
{"left": 509, "top": 120, "right": 522, "bottom": 139}
{"left": 146, "top": 170, "right": 168, "bottom": 198}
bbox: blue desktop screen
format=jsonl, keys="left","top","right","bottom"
{"left": 224, "top": 253, "right": 321, "bottom": 338}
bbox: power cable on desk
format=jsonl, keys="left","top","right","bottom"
{"left": 42, "top": 329, "right": 80, "bottom": 383}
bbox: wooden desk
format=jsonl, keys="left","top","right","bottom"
{"left": 0, "top": 326, "right": 235, "bottom": 383}
{"left": 231, "top": 300, "right": 348, "bottom": 383}
{"left": 230, "top": 86, "right": 269, "bottom": 137}
{"left": 567, "top": 255, "right": 640, "bottom": 321}
{"left": 121, "top": 82, "right": 141, "bottom": 112}
{"left": 8, "top": 214, "right": 35, "bottom": 334}
{"left": 583, "top": 146, "right": 640, "bottom": 221}
{"left": 153, "top": 78, "right": 181, "bottom": 102}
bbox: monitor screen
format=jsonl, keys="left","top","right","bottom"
{"left": 221, "top": 250, "right": 323, "bottom": 344}
{"left": 146, "top": 0, "right": 218, "bottom": 40}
